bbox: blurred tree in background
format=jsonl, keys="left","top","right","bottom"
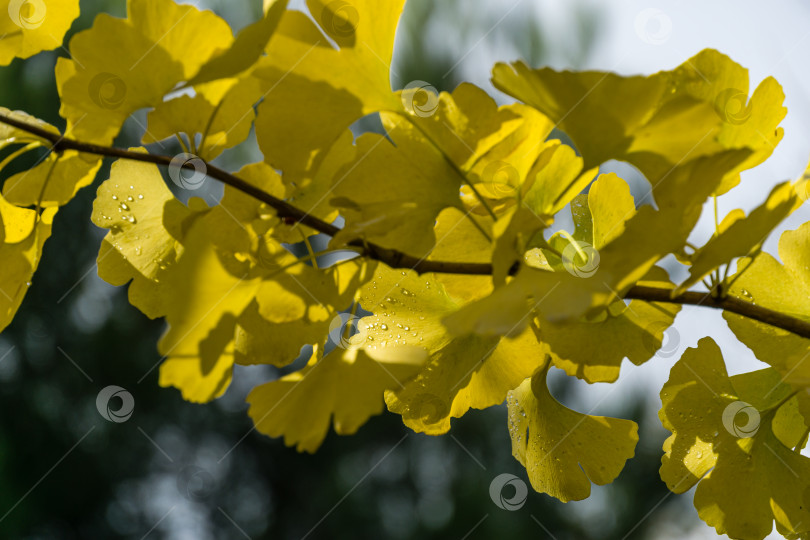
{"left": 0, "top": 1, "right": 700, "bottom": 538}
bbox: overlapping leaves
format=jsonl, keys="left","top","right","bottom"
{"left": 1, "top": 1, "right": 809, "bottom": 537}
{"left": 660, "top": 338, "right": 810, "bottom": 539}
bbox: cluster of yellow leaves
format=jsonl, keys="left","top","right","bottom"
{"left": 660, "top": 338, "right": 810, "bottom": 539}
{"left": 4, "top": 2, "right": 810, "bottom": 537}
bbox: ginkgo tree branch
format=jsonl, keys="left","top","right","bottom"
{"left": 2, "top": 111, "right": 810, "bottom": 341}
{"left": 0, "top": 111, "right": 492, "bottom": 275}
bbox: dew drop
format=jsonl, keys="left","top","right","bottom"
{"left": 120, "top": 203, "right": 130, "bottom": 211}
{"left": 111, "top": 195, "right": 118, "bottom": 201}
{"left": 380, "top": 324, "right": 388, "bottom": 331}
{"left": 126, "top": 196, "right": 134, "bottom": 202}
{"left": 138, "top": 194, "right": 144, "bottom": 200}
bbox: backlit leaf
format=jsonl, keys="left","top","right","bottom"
{"left": 507, "top": 361, "right": 638, "bottom": 502}
{"left": 660, "top": 337, "right": 810, "bottom": 539}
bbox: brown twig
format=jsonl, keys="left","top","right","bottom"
{"left": 2, "top": 111, "right": 809, "bottom": 340}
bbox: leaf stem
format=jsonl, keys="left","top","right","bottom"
{"left": 0, "top": 141, "right": 42, "bottom": 173}
{"left": 299, "top": 229, "right": 319, "bottom": 270}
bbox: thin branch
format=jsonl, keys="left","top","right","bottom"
{"left": 0, "top": 111, "right": 491, "bottom": 275}
{"left": 2, "top": 111, "right": 810, "bottom": 341}
{"left": 625, "top": 286, "right": 810, "bottom": 340}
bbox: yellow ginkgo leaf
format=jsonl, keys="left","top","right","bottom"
{"left": 91, "top": 152, "right": 192, "bottom": 317}
{"left": 158, "top": 209, "right": 263, "bottom": 403}
{"left": 0, "top": 107, "right": 58, "bottom": 141}
{"left": 468, "top": 103, "right": 556, "bottom": 196}
{"left": 0, "top": 0, "right": 79, "bottom": 65}
{"left": 0, "top": 108, "right": 100, "bottom": 207}
{"left": 461, "top": 104, "right": 558, "bottom": 218}
{"left": 660, "top": 337, "right": 810, "bottom": 539}
{"left": 428, "top": 207, "right": 494, "bottom": 304}
{"left": 490, "top": 206, "right": 552, "bottom": 286}
{"left": 187, "top": 0, "right": 289, "bottom": 86}
{"left": 676, "top": 171, "right": 808, "bottom": 294}
{"left": 493, "top": 49, "right": 785, "bottom": 194}
{"left": 247, "top": 344, "right": 425, "bottom": 453}
{"left": 57, "top": 0, "right": 234, "bottom": 144}
{"left": 723, "top": 222, "right": 810, "bottom": 387}
{"left": 506, "top": 361, "right": 638, "bottom": 502}
{"left": 395, "top": 83, "right": 521, "bottom": 173}
{"left": 353, "top": 266, "right": 545, "bottom": 435}
{"left": 532, "top": 173, "right": 680, "bottom": 382}
{"left": 266, "top": 0, "right": 403, "bottom": 114}
{"left": 254, "top": 0, "right": 404, "bottom": 190}
{"left": 92, "top": 158, "right": 238, "bottom": 401}
{"left": 144, "top": 76, "right": 264, "bottom": 160}
{"left": 329, "top": 113, "right": 465, "bottom": 258}
{"left": 243, "top": 253, "right": 371, "bottom": 368}
{"left": 539, "top": 266, "right": 680, "bottom": 383}
{"left": 522, "top": 143, "right": 598, "bottom": 218}
{"left": 0, "top": 193, "right": 56, "bottom": 332}
{"left": 2, "top": 151, "right": 102, "bottom": 208}
{"left": 445, "top": 150, "right": 749, "bottom": 337}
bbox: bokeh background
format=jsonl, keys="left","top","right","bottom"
{"left": 1, "top": 0, "right": 809, "bottom": 538}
